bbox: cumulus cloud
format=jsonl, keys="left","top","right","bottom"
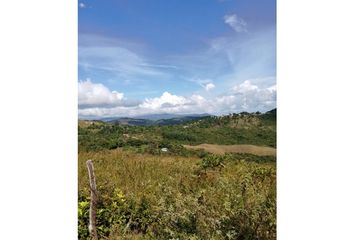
{"left": 79, "top": 3, "right": 86, "bottom": 8}
{"left": 78, "top": 90, "right": 210, "bottom": 118}
{"left": 232, "top": 80, "right": 258, "bottom": 93}
{"left": 224, "top": 14, "right": 247, "bottom": 32}
{"left": 136, "top": 92, "right": 210, "bottom": 115}
{"left": 140, "top": 92, "right": 189, "bottom": 110}
{"left": 221, "top": 80, "right": 276, "bottom": 112}
{"left": 78, "top": 79, "right": 124, "bottom": 109}
{"left": 78, "top": 80, "right": 276, "bottom": 118}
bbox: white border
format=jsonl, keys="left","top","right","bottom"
{"left": 1, "top": 0, "right": 354, "bottom": 239}
{"left": 278, "top": 0, "right": 354, "bottom": 239}
{"left": 0, "top": 1, "right": 77, "bottom": 239}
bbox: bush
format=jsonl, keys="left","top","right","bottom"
{"left": 78, "top": 188, "right": 129, "bottom": 239}
{"left": 162, "top": 131, "right": 196, "bottom": 142}
{"left": 224, "top": 153, "right": 276, "bottom": 164}
{"left": 200, "top": 154, "right": 225, "bottom": 170}
{"left": 125, "top": 138, "right": 147, "bottom": 147}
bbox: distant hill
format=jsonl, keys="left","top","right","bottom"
{"left": 266, "top": 108, "right": 276, "bottom": 115}
{"left": 79, "top": 110, "right": 277, "bottom": 127}
{"left": 96, "top": 113, "right": 212, "bottom": 126}
{"left": 154, "top": 115, "right": 211, "bottom": 126}
{"left": 107, "top": 118, "right": 154, "bottom": 126}
{"left": 136, "top": 113, "right": 211, "bottom": 120}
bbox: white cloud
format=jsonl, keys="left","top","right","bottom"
{"left": 78, "top": 35, "right": 171, "bottom": 90}
{"left": 137, "top": 92, "right": 210, "bottom": 114}
{"left": 224, "top": 14, "right": 247, "bottom": 32}
{"left": 78, "top": 79, "right": 124, "bottom": 108}
{"left": 219, "top": 80, "right": 276, "bottom": 112}
{"left": 205, "top": 83, "right": 215, "bottom": 91}
{"left": 78, "top": 80, "right": 276, "bottom": 118}
{"left": 79, "top": 3, "right": 86, "bottom": 8}
{"left": 78, "top": 90, "right": 210, "bottom": 118}
{"left": 139, "top": 92, "right": 189, "bottom": 110}
{"left": 267, "top": 85, "right": 276, "bottom": 92}
{"left": 187, "top": 78, "right": 215, "bottom": 91}
{"left": 232, "top": 80, "right": 258, "bottom": 93}
{"left": 79, "top": 46, "right": 167, "bottom": 79}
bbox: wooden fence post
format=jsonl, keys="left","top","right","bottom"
{"left": 86, "top": 160, "right": 98, "bottom": 240}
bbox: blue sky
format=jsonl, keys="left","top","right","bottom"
{"left": 78, "top": 0, "right": 276, "bottom": 118}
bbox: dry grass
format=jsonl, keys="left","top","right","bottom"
{"left": 183, "top": 143, "right": 276, "bottom": 156}
{"left": 78, "top": 148, "right": 276, "bottom": 239}
{"left": 78, "top": 149, "right": 200, "bottom": 197}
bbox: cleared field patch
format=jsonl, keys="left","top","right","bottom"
{"left": 183, "top": 143, "right": 276, "bottom": 156}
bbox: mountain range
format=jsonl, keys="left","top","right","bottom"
{"left": 99, "top": 113, "right": 212, "bottom": 126}
{"left": 79, "top": 109, "right": 276, "bottom": 126}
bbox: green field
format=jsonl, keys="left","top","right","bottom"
{"left": 78, "top": 110, "right": 276, "bottom": 239}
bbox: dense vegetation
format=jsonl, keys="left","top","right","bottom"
{"left": 78, "top": 110, "right": 276, "bottom": 239}
{"left": 78, "top": 110, "right": 276, "bottom": 152}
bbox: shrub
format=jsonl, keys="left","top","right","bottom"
{"left": 200, "top": 154, "right": 225, "bottom": 170}
{"left": 162, "top": 131, "right": 196, "bottom": 142}
{"left": 78, "top": 188, "right": 129, "bottom": 239}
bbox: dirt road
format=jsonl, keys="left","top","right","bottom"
{"left": 183, "top": 144, "right": 276, "bottom": 156}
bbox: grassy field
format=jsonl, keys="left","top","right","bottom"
{"left": 78, "top": 110, "right": 276, "bottom": 239}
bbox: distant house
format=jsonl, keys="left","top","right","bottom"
{"left": 161, "top": 148, "right": 168, "bottom": 152}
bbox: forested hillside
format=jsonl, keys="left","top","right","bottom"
{"left": 79, "top": 109, "right": 276, "bottom": 153}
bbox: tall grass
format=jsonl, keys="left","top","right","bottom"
{"left": 78, "top": 149, "right": 276, "bottom": 239}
